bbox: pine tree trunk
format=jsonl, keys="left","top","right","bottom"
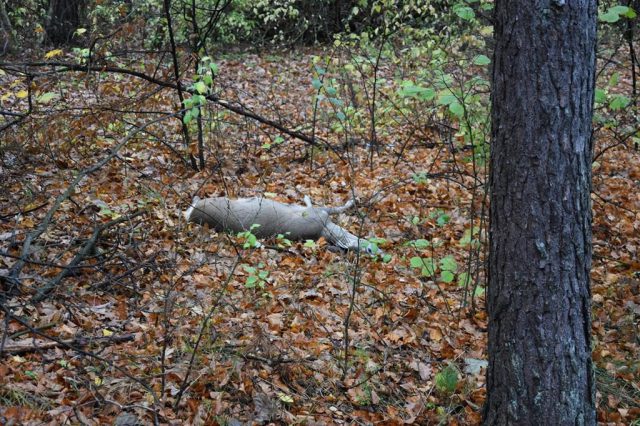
{"left": 484, "top": 1, "right": 597, "bottom": 424}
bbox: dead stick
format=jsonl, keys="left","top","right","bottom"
{"left": 31, "top": 209, "right": 147, "bottom": 303}
{"left": 0, "top": 201, "right": 49, "bottom": 221}
{"left": 7, "top": 115, "right": 170, "bottom": 288}
{"left": 1, "top": 333, "right": 135, "bottom": 356}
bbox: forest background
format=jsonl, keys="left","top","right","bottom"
{"left": 0, "top": 0, "right": 638, "bottom": 424}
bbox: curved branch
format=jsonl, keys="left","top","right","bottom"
{"left": 32, "top": 209, "right": 147, "bottom": 302}
{"left": 5, "top": 114, "right": 172, "bottom": 293}
{"left": 0, "top": 61, "right": 339, "bottom": 155}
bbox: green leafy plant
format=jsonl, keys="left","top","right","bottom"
{"left": 439, "top": 255, "right": 457, "bottom": 283}
{"left": 303, "top": 239, "right": 317, "bottom": 250}
{"left": 243, "top": 263, "right": 269, "bottom": 289}
{"left": 595, "top": 72, "right": 632, "bottom": 113}
{"left": 411, "top": 172, "right": 430, "bottom": 184}
{"left": 409, "top": 253, "right": 457, "bottom": 283}
{"left": 435, "top": 364, "right": 459, "bottom": 394}
{"left": 599, "top": 4, "right": 637, "bottom": 23}
{"left": 71, "top": 47, "right": 90, "bottom": 63}
{"left": 311, "top": 61, "right": 348, "bottom": 127}
{"left": 183, "top": 57, "right": 218, "bottom": 124}
{"left": 429, "top": 209, "right": 450, "bottom": 227}
{"left": 361, "top": 237, "right": 392, "bottom": 262}
{"left": 405, "top": 238, "right": 431, "bottom": 249}
{"left": 275, "top": 232, "right": 292, "bottom": 248}
{"left": 237, "top": 224, "right": 262, "bottom": 248}
{"left": 453, "top": 3, "right": 475, "bottom": 21}
{"left": 410, "top": 215, "right": 423, "bottom": 226}
{"left": 410, "top": 256, "right": 436, "bottom": 277}
{"left": 262, "top": 135, "right": 285, "bottom": 150}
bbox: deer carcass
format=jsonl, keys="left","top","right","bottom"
{"left": 185, "top": 196, "right": 378, "bottom": 253}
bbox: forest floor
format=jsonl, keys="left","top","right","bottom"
{"left": 0, "top": 47, "right": 639, "bottom": 425}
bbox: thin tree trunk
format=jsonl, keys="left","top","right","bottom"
{"left": 0, "top": 0, "right": 15, "bottom": 55}
{"left": 624, "top": 0, "right": 639, "bottom": 104}
{"left": 162, "top": 0, "right": 198, "bottom": 170}
{"left": 484, "top": 1, "right": 597, "bottom": 424}
{"left": 44, "top": 0, "right": 85, "bottom": 46}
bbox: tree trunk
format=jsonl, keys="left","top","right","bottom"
{"left": 44, "top": 0, "right": 85, "bottom": 46}
{"left": 484, "top": 1, "right": 597, "bottom": 424}
{"left": 0, "top": 0, "right": 15, "bottom": 55}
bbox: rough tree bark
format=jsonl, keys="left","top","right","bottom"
{"left": 485, "top": 1, "right": 597, "bottom": 424}
{"left": 0, "top": 0, "right": 15, "bottom": 55}
{"left": 44, "top": 0, "right": 85, "bottom": 46}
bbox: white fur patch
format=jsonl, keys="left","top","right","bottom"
{"left": 185, "top": 196, "right": 200, "bottom": 221}
{"left": 184, "top": 205, "right": 194, "bottom": 221}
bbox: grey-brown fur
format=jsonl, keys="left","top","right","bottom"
{"left": 185, "top": 196, "right": 375, "bottom": 252}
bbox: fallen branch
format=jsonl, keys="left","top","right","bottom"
{"left": 1, "top": 333, "right": 135, "bottom": 356}
{"left": 31, "top": 209, "right": 147, "bottom": 303}
{"left": 5, "top": 114, "right": 170, "bottom": 293}
{"left": 0, "top": 303, "right": 162, "bottom": 413}
{"left": 0, "top": 201, "right": 49, "bottom": 222}
{"left": 0, "top": 61, "right": 340, "bottom": 155}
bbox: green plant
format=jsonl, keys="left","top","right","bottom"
{"left": 435, "top": 364, "right": 459, "bottom": 395}
{"left": 261, "top": 135, "right": 285, "bottom": 150}
{"left": 0, "top": 386, "right": 51, "bottom": 410}
{"left": 411, "top": 172, "right": 430, "bottom": 184}
{"left": 429, "top": 209, "right": 450, "bottom": 227}
{"left": 310, "top": 60, "right": 348, "bottom": 130}
{"left": 183, "top": 57, "right": 218, "bottom": 125}
{"left": 438, "top": 255, "right": 457, "bottom": 283}
{"left": 410, "top": 255, "right": 436, "bottom": 277}
{"left": 599, "top": 4, "right": 637, "bottom": 23}
{"left": 275, "top": 232, "right": 292, "bottom": 248}
{"left": 596, "top": 72, "right": 632, "bottom": 114}
{"left": 243, "top": 263, "right": 269, "bottom": 289}
{"left": 303, "top": 239, "right": 317, "bottom": 250}
{"left": 409, "top": 215, "right": 423, "bottom": 226}
{"left": 361, "top": 237, "right": 386, "bottom": 257}
{"left": 405, "top": 238, "right": 430, "bottom": 249}
{"left": 409, "top": 254, "right": 457, "bottom": 283}
{"left": 71, "top": 47, "right": 90, "bottom": 63}
{"left": 355, "top": 383, "right": 373, "bottom": 406}
{"left": 237, "top": 224, "right": 262, "bottom": 248}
